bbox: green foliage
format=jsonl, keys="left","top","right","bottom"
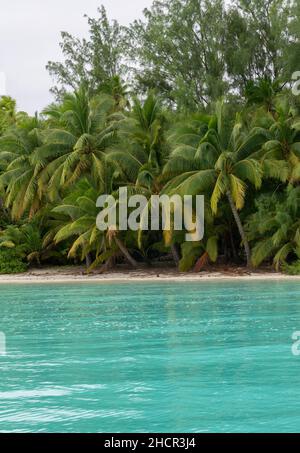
{"left": 283, "top": 261, "right": 300, "bottom": 275}
{"left": 46, "top": 1, "right": 299, "bottom": 109}
{"left": 50, "top": 179, "right": 104, "bottom": 263}
{"left": 179, "top": 242, "right": 202, "bottom": 272}
{"left": 246, "top": 186, "right": 300, "bottom": 269}
{"left": 0, "top": 96, "right": 17, "bottom": 135}
{"left": 47, "top": 6, "right": 126, "bottom": 99}
{"left": 0, "top": 222, "right": 59, "bottom": 264}
{"left": 127, "top": 0, "right": 228, "bottom": 109}
{"left": 0, "top": 249, "right": 27, "bottom": 274}
{"left": 0, "top": 1, "right": 300, "bottom": 274}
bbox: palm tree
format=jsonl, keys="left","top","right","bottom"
{"left": 50, "top": 179, "right": 107, "bottom": 269}
{"left": 39, "top": 86, "right": 121, "bottom": 200}
{"left": 106, "top": 93, "right": 179, "bottom": 262}
{"left": 0, "top": 222, "right": 56, "bottom": 265}
{"left": 163, "top": 101, "right": 278, "bottom": 268}
{"left": 100, "top": 75, "right": 130, "bottom": 111}
{"left": 246, "top": 186, "right": 300, "bottom": 269}
{"left": 0, "top": 116, "right": 47, "bottom": 220}
{"left": 107, "top": 92, "right": 169, "bottom": 187}
{"left": 106, "top": 225, "right": 138, "bottom": 268}
{"left": 50, "top": 178, "right": 138, "bottom": 271}
{"left": 244, "top": 78, "right": 282, "bottom": 113}
{"left": 253, "top": 97, "right": 300, "bottom": 183}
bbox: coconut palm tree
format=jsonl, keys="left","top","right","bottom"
{"left": 0, "top": 116, "right": 47, "bottom": 220}
{"left": 244, "top": 78, "right": 282, "bottom": 113}
{"left": 50, "top": 178, "right": 138, "bottom": 271}
{"left": 49, "top": 179, "right": 107, "bottom": 268}
{"left": 163, "top": 100, "right": 282, "bottom": 268}
{"left": 253, "top": 97, "right": 300, "bottom": 183}
{"left": 246, "top": 185, "right": 300, "bottom": 269}
{"left": 38, "top": 86, "right": 121, "bottom": 200}
{"left": 106, "top": 93, "right": 180, "bottom": 261}
{"left": 106, "top": 93, "right": 169, "bottom": 187}
{"left": 100, "top": 75, "right": 130, "bottom": 111}
{"left": 0, "top": 221, "right": 57, "bottom": 265}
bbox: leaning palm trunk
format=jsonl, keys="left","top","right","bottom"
{"left": 85, "top": 253, "right": 92, "bottom": 268}
{"left": 226, "top": 191, "right": 252, "bottom": 268}
{"left": 194, "top": 251, "right": 210, "bottom": 273}
{"left": 114, "top": 237, "right": 138, "bottom": 268}
{"left": 170, "top": 244, "right": 180, "bottom": 267}
{"left": 99, "top": 256, "right": 115, "bottom": 274}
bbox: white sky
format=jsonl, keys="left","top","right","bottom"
{"left": 0, "top": 0, "right": 152, "bottom": 113}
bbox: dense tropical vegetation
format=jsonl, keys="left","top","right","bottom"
{"left": 0, "top": 0, "right": 299, "bottom": 274}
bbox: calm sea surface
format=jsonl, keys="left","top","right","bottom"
{"left": 0, "top": 281, "right": 300, "bottom": 432}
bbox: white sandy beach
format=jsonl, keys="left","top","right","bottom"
{"left": 0, "top": 266, "right": 299, "bottom": 284}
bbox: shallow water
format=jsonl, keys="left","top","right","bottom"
{"left": 0, "top": 280, "right": 300, "bottom": 433}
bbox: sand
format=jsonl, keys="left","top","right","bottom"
{"left": 0, "top": 266, "right": 299, "bottom": 284}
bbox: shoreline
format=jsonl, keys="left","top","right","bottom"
{"left": 0, "top": 266, "right": 299, "bottom": 284}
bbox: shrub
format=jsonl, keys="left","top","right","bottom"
{"left": 282, "top": 261, "right": 300, "bottom": 276}
{"left": 0, "top": 249, "right": 27, "bottom": 274}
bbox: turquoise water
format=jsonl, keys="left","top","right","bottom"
{"left": 0, "top": 280, "right": 300, "bottom": 433}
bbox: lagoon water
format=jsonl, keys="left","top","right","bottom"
{"left": 0, "top": 281, "right": 300, "bottom": 433}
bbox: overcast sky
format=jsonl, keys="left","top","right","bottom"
{"left": 0, "top": 0, "right": 152, "bottom": 113}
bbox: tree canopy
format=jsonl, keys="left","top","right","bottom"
{"left": 0, "top": 0, "right": 299, "bottom": 275}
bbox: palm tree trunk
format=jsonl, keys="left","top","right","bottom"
{"left": 194, "top": 251, "right": 209, "bottom": 272}
{"left": 99, "top": 256, "right": 114, "bottom": 274}
{"left": 85, "top": 253, "right": 92, "bottom": 268}
{"left": 226, "top": 191, "right": 252, "bottom": 268}
{"left": 114, "top": 237, "right": 138, "bottom": 268}
{"left": 229, "top": 225, "right": 238, "bottom": 260}
{"left": 171, "top": 244, "right": 180, "bottom": 267}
